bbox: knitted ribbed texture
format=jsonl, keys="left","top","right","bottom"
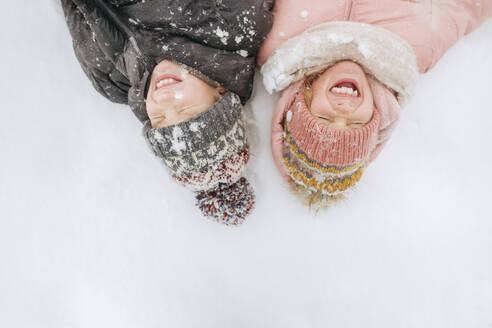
{"left": 142, "top": 92, "right": 255, "bottom": 224}
{"left": 279, "top": 92, "right": 381, "bottom": 196}
{"left": 173, "top": 147, "right": 250, "bottom": 192}
{"left": 143, "top": 92, "right": 247, "bottom": 175}
{"left": 286, "top": 93, "right": 380, "bottom": 167}
{"left": 145, "top": 92, "right": 242, "bottom": 155}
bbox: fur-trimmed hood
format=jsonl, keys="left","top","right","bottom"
{"left": 261, "top": 21, "right": 419, "bottom": 106}
{"left": 62, "top": 0, "right": 274, "bottom": 122}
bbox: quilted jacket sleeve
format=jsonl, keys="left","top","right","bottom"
{"left": 428, "top": 0, "right": 492, "bottom": 70}
{"left": 61, "top": 0, "right": 130, "bottom": 104}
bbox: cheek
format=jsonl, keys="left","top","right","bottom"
{"left": 172, "top": 89, "right": 198, "bottom": 109}
{"left": 358, "top": 102, "right": 376, "bottom": 122}
{"left": 151, "top": 88, "right": 195, "bottom": 109}
{"left": 175, "top": 84, "right": 194, "bottom": 100}
{"left": 186, "top": 81, "right": 217, "bottom": 106}
{"left": 310, "top": 93, "right": 331, "bottom": 116}
{"left": 145, "top": 101, "right": 158, "bottom": 115}
{"left": 152, "top": 90, "right": 176, "bottom": 104}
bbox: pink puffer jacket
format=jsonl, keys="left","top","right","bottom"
{"left": 259, "top": 0, "right": 492, "bottom": 178}
{"left": 258, "top": 0, "right": 492, "bottom": 72}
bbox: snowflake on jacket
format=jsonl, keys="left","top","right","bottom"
{"left": 62, "top": 0, "right": 274, "bottom": 122}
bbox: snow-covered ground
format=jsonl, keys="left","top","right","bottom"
{"left": 1, "top": 2, "right": 491, "bottom": 327}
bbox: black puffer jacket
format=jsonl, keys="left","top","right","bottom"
{"left": 62, "top": 0, "right": 274, "bottom": 122}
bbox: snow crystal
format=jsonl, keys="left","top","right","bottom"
{"left": 286, "top": 110, "right": 292, "bottom": 123}
{"left": 296, "top": 102, "right": 303, "bottom": 113}
{"left": 231, "top": 95, "right": 240, "bottom": 107}
{"left": 327, "top": 33, "right": 353, "bottom": 44}
{"left": 235, "top": 35, "right": 244, "bottom": 44}
{"left": 171, "top": 127, "right": 186, "bottom": 154}
{"left": 162, "top": 45, "right": 169, "bottom": 51}
{"left": 153, "top": 130, "right": 165, "bottom": 142}
{"left": 300, "top": 10, "right": 309, "bottom": 18}
{"left": 180, "top": 67, "right": 189, "bottom": 78}
{"left": 189, "top": 122, "right": 204, "bottom": 132}
{"left": 214, "top": 27, "right": 230, "bottom": 45}
{"left": 172, "top": 126, "right": 183, "bottom": 138}
{"left": 189, "top": 123, "right": 198, "bottom": 132}
{"left": 237, "top": 50, "right": 248, "bottom": 57}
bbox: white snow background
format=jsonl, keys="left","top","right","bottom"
{"left": 1, "top": 2, "right": 491, "bottom": 327}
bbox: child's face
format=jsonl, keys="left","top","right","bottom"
{"left": 146, "top": 60, "right": 223, "bottom": 128}
{"left": 310, "top": 61, "right": 375, "bottom": 130}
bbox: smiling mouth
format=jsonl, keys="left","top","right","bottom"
{"left": 330, "top": 80, "right": 360, "bottom": 97}
{"left": 156, "top": 74, "right": 182, "bottom": 89}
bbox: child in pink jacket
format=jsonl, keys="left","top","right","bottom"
{"left": 258, "top": 0, "right": 492, "bottom": 207}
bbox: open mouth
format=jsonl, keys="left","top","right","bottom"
{"left": 330, "top": 80, "right": 360, "bottom": 97}
{"left": 156, "top": 74, "right": 182, "bottom": 89}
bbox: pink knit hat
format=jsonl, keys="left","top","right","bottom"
{"left": 271, "top": 77, "right": 401, "bottom": 197}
